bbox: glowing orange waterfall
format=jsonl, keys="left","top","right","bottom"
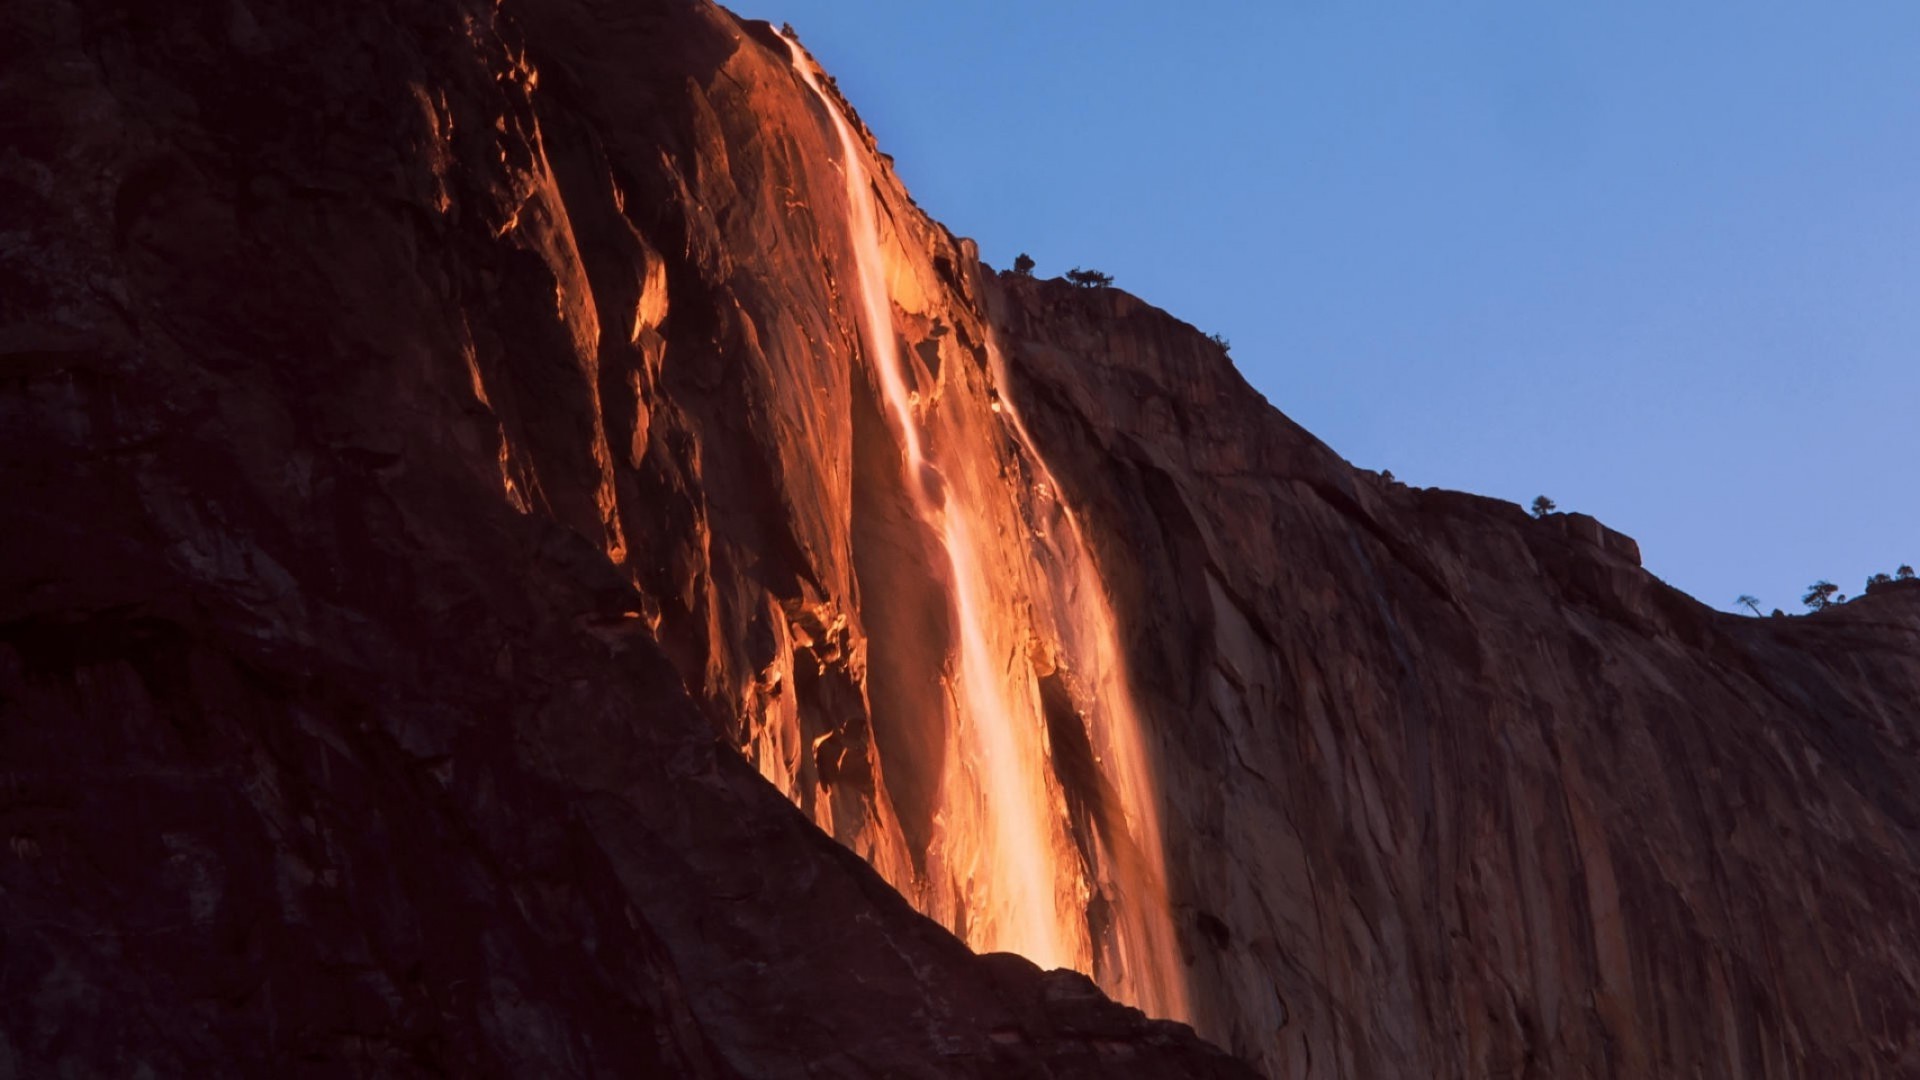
{"left": 986, "top": 339, "right": 1192, "bottom": 1020}
{"left": 783, "top": 34, "right": 1187, "bottom": 1020}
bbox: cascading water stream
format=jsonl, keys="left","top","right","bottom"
{"left": 984, "top": 339, "right": 1191, "bottom": 1020}
{"left": 781, "top": 33, "right": 1186, "bottom": 1019}
{"left": 784, "top": 35, "right": 1076, "bottom": 973}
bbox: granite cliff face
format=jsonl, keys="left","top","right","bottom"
{"left": 0, "top": 1, "right": 1240, "bottom": 1075}
{"left": 992, "top": 278, "right": 1920, "bottom": 1076}
{"left": 4, "top": 0, "right": 1917, "bottom": 1077}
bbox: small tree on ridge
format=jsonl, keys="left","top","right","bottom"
{"left": 1530, "top": 495, "right": 1557, "bottom": 518}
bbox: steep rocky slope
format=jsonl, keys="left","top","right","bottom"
{"left": 3, "top": 0, "right": 1917, "bottom": 1077}
{"left": 0, "top": 0, "right": 1244, "bottom": 1075}
{"left": 993, "top": 278, "right": 1920, "bottom": 1077}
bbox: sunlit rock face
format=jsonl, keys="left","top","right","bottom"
{"left": 6, "top": 0, "right": 1920, "bottom": 1077}
{"left": 772, "top": 31, "right": 1189, "bottom": 1018}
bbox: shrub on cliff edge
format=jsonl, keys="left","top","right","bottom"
{"left": 1803, "top": 580, "right": 1840, "bottom": 610}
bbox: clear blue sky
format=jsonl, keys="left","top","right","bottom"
{"left": 735, "top": 1, "right": 1920, "bottom": 614}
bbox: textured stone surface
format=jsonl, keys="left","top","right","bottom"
{"left": 990, "top": 273, "right": 1920, "bottom": 1078}
{"left": 0, "top": 0, "right": 1249, "bottom": 1075}
{"left": 4, "top": 0, "right": 1917, "bottom": 1077}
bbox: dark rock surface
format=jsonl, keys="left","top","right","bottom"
{"left": 991, "top": 273, "right": 1920, "bottom": 1077}
{"left": 0, "top": 0, "right": 1250, "bottom": 1075}
{"left": 4, "top": 0, "right": 1917, "bottom": 1077}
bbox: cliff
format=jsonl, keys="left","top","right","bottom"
{"left": 3, "top": 0, "right": 1917, "bottom": 1077}
{"left": 992, "top": 277, "right": 1920, "bottom": 1076}
{"left": 0, "top": 0, "right": 1242, "bottom": 1075}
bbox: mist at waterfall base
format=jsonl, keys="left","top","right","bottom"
{"left": 740, "top": 1, "right": 1920, "bottom": 618}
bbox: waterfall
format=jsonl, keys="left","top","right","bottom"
{"left": 781, "top": 32, "right": 1188, "bottom": 1021}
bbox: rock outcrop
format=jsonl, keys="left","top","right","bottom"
{"left": 3, "top": 0, "right": 1916, "bottom": 1077}
{"left": 0, "top": 0, "right": 1245, "bottom": 1075}
{"left": 991, "top": 275, "right": 1920, "bottom": 1077}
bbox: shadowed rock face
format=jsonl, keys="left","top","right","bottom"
{"left": 990, "top": 276, "right": 1920, "bottom": 1077}
{"left": 2, "top": 1, "right": 1916, "bottom": 1079}
{"left": 0, "top": 0, "right": 1250, "bottom": 1075}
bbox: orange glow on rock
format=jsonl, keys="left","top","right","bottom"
{"left": 782, "top": 31, "right": 1188, "bottom": 1021}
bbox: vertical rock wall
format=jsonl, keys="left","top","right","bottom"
{"left": 991, "top": 274, "right": 1920, "bottom": 1077}
{"left": 0, "top": 0, "right": 1250, "bottom": 1074}
{"left": 4, "top": 0, "right": 1917, "bottom": 1075}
